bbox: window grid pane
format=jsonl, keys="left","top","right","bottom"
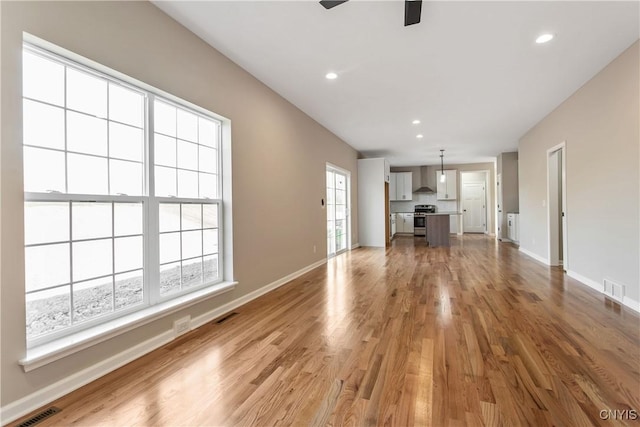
{"left": 23, "top": 50, "right": 146, "bottom": 197}
{"left": 153, "top": 99, "right": 220, "bottom": 199}
{"left": 24, "top": 201, "right": 146, "bottom": 340}
{"left": 23, "top": 44, "right": 223, "bottom": 344}
{"left": 159, "top": 202, "right": 220, "bottom": 296}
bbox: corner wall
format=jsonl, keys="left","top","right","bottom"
{"left": 518, "top": 41, "right": 639, "bottom": 306}
{"left": 1, "top": 0, "right": 358, "bottom": 414}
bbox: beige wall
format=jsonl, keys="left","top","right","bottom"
{"left": 0, "top": 1, "right": 358, "bottom": 409}
{"left": 519, "top": 41, "right": 639, "bottom": 303}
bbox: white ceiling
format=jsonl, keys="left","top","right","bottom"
{"left": 153, "top": 1, "right": 639, "bottom": 166}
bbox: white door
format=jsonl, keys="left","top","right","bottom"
{"left": 327, "top": 167, "right": 350, "bottom": 257}
{"left": 462, "top": 183, "right": 486, "bottom": 233}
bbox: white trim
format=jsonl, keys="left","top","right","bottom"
{"left": 546, "top": 141, "right": 568, "bottom": 269}
{"left": 2, "top": 330, "right": 174, "bottom": 425}
{"left": 518, "top": 247, "right": 550, "bottom": 265}
{"left": 22, "top": 38, "right": 231, "bottom": 349}
{"left": 567, "top": 270, "right": 640, "bottom": 314}
{"left": 20, "top": 282, "right": 236, "bottom": 371}
{"left": 460, "top": 174, "right": 488, "bottom": 234}
{"left": 2, "top": 258, "right": 328, "bottom": 425}
{"left": 325, "top": 163, "right": 352, "bottom": 256}
{"left": 351, "top": 243, "right": 361, "bottom": 250}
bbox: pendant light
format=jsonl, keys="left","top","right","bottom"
{"left": 440, "top": 149, "right": 446, "bottom": 183}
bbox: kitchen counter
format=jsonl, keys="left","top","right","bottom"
{"left": 423, "top": 212, "right": 461, "bottom": 215}
{"left": 391, "top": 211, "right": 461, "bottom": 215}
{"left": 425, "top": 215, "right": 456, "bottom": 247}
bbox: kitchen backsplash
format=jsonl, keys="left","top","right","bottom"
{"left": 390, "top": 193, "right": 458, "bottom": 213}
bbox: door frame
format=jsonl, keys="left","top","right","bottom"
{"left": 326, "top": 163, "right": 351, "bottom": 258}
{"left": 460, "top": 170, "right": 490, "bottom": 234}
{"left": 546, "top": 142, "right": 568, "bottom": 269}
{"left": 461, "top": 181, "right": 487, "bottom": 233}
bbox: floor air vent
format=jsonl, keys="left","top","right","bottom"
{"left": 215, "top": 312, "right": 238, "bottom": 324}
{"left": 18, "top": 407, "right": 61, "bottom": 427}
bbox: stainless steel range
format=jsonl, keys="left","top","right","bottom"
{"left": 414, "top": 204, "right": 436, "bottom": 236}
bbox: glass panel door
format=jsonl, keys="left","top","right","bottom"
{"left": 326, "top": 167, "right": 349, "bottom": 257}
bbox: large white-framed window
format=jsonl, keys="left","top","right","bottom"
{"left": 22, "top": 43, "right": 224, "bottom": 348}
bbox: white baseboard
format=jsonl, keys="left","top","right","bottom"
{"left": 1, "top": 331, "right": 174, "bottom": 425}
{"left": 0, "top": 258, "right": 328, "bottom": 426}
{"left": 518, "top": 247, "right": 550, "bottom": 265}
{"left": 351, "top": 243, "right": 361, "bottom": 250}
{"left": 622, "top": 296, "right": 640, "bottom": 313}
{"left": 567, "top": 270, "right": 640, "bottom": 314}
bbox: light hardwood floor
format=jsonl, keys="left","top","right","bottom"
{"left": 13, "top": 235, "right": 640, "bottom": 426}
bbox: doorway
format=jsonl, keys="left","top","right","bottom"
{"left": 462, "top": 182, "right": 486, "bottom": 233}
{"left": 547, "top": 143, "right": 567, "bottom": 269}
{"left": 326, "top": 165, "right": 351, "bottom": 258}
{"left": 461, "top": 171, "right": 489, "bottom": 234}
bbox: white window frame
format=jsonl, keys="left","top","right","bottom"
{"left": 23, "top": 41, "right": 227, "bottom": 350}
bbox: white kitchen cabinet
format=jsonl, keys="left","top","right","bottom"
{"left": 390, "top": 172, "right": 412, "bottom": 201}
{"left": 396, "top": 213, "right": 414, "bottom": 233}
{"left": 389, "top": 173, "right": 397, "bottom": 201}
{"left": 507, "top": 213, "right": 519, "bottom": 243}
{"left": 436, "top": 169, "right": 457, "bottom": 200}
{"left": 390, "top": 214, "right": 397, "bottom": 238}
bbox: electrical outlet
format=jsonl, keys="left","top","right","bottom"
{"left": 173, "top": 316, "right": 191, "bottom": 336}
{"left": 603, "top": 279, "right": 625, "bottom": 303}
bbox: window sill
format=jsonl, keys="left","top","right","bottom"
{"left": 20, "top": 281, "right": 237, "bottom": 372}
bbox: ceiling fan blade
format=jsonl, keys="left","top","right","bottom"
{"left": 404, "top": 0, "right": 422, "bottom": 26}
{"left": 320, "top": 0, "right": 349, "bottom": 10}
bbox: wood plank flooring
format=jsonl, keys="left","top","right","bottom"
{"left": 13, "top": 235, "right": 640, "bottom": 426}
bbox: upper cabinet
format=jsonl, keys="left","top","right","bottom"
{"left": 390, "top": 172, "right": 412, "bottom": 201}
{"left": 436, "top": 169, "right": 457, "bottom": 200}
{"left": 389, "top": 173, "right": 397, "bottom": 200}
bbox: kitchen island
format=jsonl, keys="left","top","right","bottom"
{"left": 425, "top": 212, "right": 461, "bottom": 247}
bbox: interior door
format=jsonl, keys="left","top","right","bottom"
{"left": 462, "top": 182, "right": 486, "bottom": 233}
{"left": 327, "top": 167, "right": 349, "bottom": 257}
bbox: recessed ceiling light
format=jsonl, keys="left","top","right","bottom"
{"left": 325, "top": 72, "right": 338, "bottom": 80}
{"left": 536, "top": 33, "right": 554, "bottom": 44}
{"left": 412, "top": 119, "right": 421, "bottom": 125}
{"left": 416, "top": 134, "right": 424, "bottom": 139}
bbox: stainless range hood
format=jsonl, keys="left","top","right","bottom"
{"left": 414, "top": 186, "right": 435, "bottom": 194}
{"left": 413, "top": 166, "right": 435, "bottom": 193}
